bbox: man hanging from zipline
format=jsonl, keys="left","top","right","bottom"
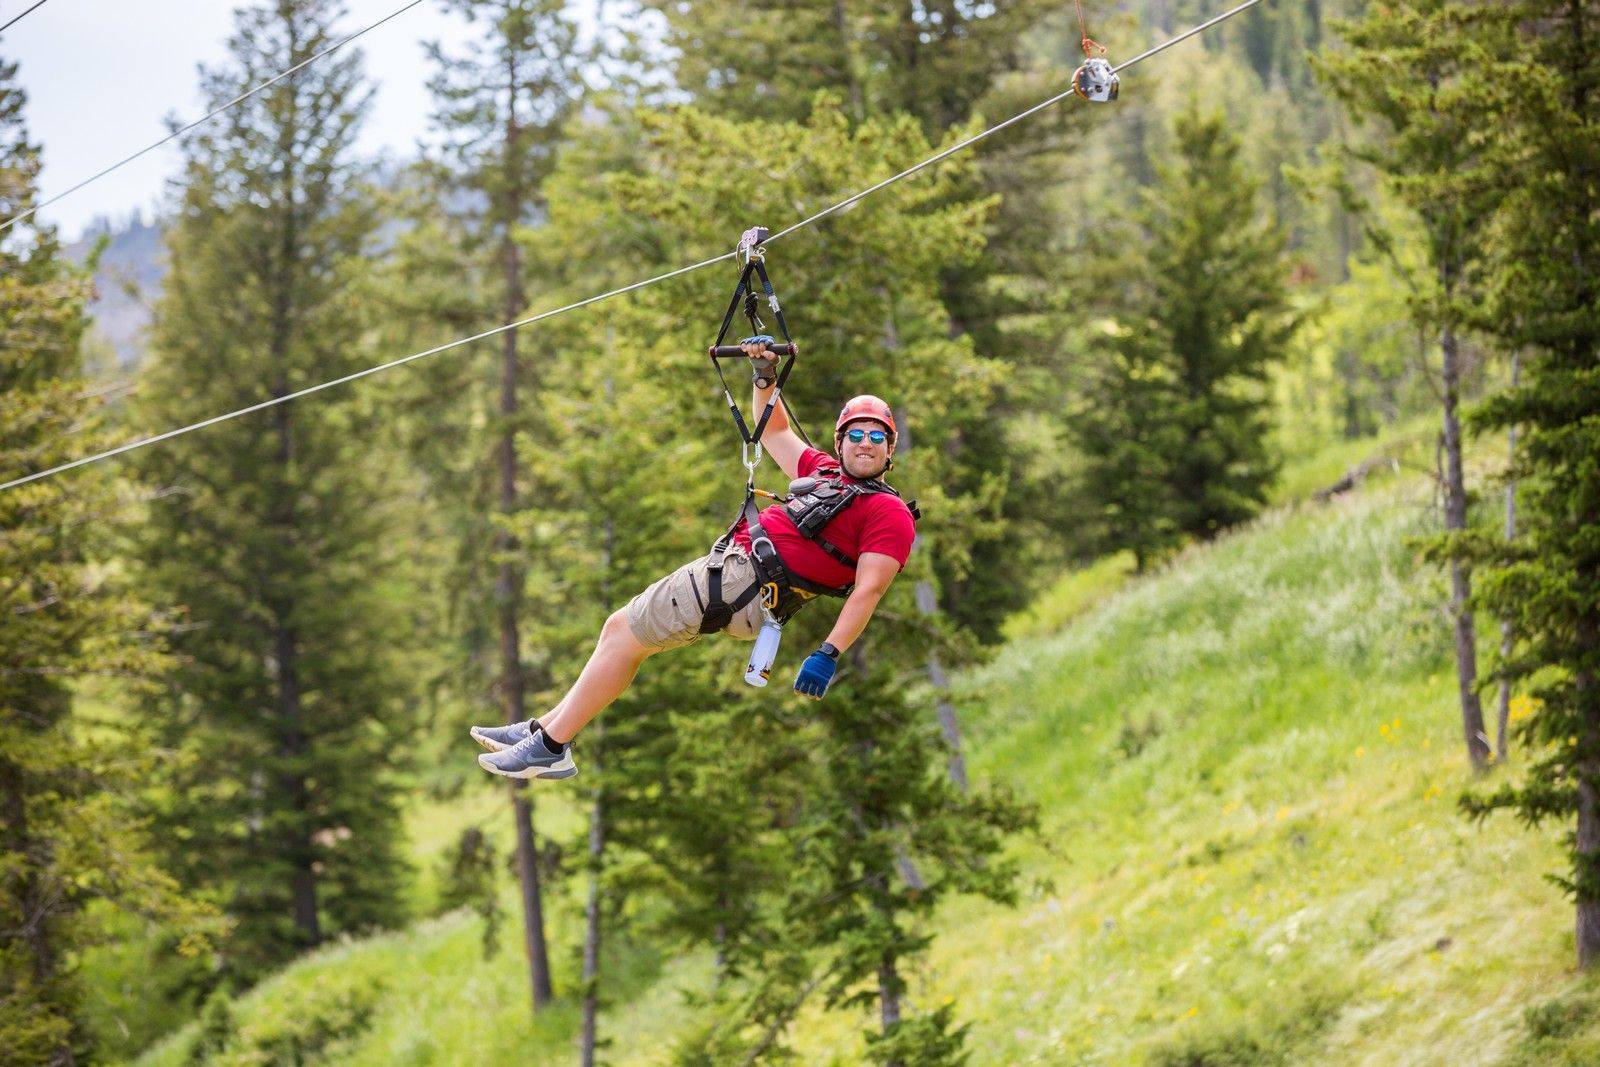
{"left": 474, "top": 374, "right": 917, "bottom": 780}
{"left": 473, "top": 230, "right": 919, "bottom": 781}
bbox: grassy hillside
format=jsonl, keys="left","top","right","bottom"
{"left": 135, "top": 447, "right": 1600, "bottom": 1065}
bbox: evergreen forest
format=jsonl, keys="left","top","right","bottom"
{"left": 1, "top": 0, "right": 1598, "bottom": 1062}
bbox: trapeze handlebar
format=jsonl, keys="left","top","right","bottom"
{"left": 709, "top": 343, "right": 797, "bottom": 358}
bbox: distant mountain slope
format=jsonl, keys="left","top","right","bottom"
{"left": 66, "top": 213, "right": 165, "bottom": 368}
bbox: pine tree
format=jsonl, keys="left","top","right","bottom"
{"left": 1075, "top": 326, "right": 1188, "bottom": 569}
{"left": 1315, "top": 0, "right": 1508, "bottom": 769}
{"left": 134, "top": 0, "right": 413, "bottom": 979}
{"left": 1075, "top": 105, "right": 1296, "bottom": 566}
{"left": 0, "top": 57, "right": 207, "bottom": 1065}
{"left": 1155, "top": 108, "right": 1296, "bottom": 540}
{"left": 390, "top": 0, "right": 590, "bottom": 1011}
{"left": 1459, "top": 0, "right": 1600, "bottom": 967}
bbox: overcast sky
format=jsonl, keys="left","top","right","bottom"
{"left": 1, "top": 0, "right": 544, "bottom": 240}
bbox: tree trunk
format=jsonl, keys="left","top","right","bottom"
{"left": 877, "top": 950, "right": 903, "bottom": 1067}
{"left": 1496, "top": 350, "right": 1521, "bottom": 762}
{"left": 271, "top": 344, "right": 320, "bottom": 947}
{"left": 497, "top": 99, "right": 554, "bottom": 1008}
{"left": 264, "top": 26, "right": 321, "bottom": 946}
{"left": 581, "top": 515, "right": 614, "bottom": 1067}
{"left": 1577, "top": 628, "right": 1600, "bottom": 967}
{"left": 1439, "top": 312, "right": 1488, "bottom": 769}
{"left": 712, "top": 880, "right": 731, "bottom": 986}
{"left": 832, "top": 0, "right": 864, "bottom": 121}
{"left": 275, "top": 618, "right": 320, "bottom": 946}
{"left": 581, "top": 741, "right": 604, "bottom": 1067}
{"left": 914, "top": 579, "right": 967, "bottom": 791}
{"left": 0, "top": 760, "right": 76, "bottom": 1067}
{"left": 877, "top": 954, "right": 902, "bottom": 1029}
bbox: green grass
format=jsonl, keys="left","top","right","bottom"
{"left": 1004, "top": 416, "right": 1434, "bottom": 647}
{"left": 893, "top": 479, "right": 1579, "bottom": 1065}
{"left": 1269, "top": 413, "right": 1434, "bottom": 506}
{"left": 134, "top": 776, "right": 671, "bottom": 1067}
{"left": 1003, "top": 550, "right": 1137, "bottom": 642}
{"left": 136, "top": 437, "right": 1600, "bottom": 1065}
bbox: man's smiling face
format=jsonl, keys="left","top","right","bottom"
{"left": 838, "top": 418, "right": 894, "bottom": 479}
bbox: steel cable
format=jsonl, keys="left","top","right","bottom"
{"left": 0, "top": 0, "right": 52, "bottom": 36}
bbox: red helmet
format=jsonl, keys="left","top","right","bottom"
{"left": 835, "top": 394, "right": 896, "bottom": 439}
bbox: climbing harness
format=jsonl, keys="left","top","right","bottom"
{"left": 1071, "top": 0, "right": 1120, "bottom": 102}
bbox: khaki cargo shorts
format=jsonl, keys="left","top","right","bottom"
{"left": 623, "top": 549, "right": 766, "bottom": 652}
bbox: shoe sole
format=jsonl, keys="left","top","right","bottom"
{"left": 476, "top": 753, "right": 579, "bottom": 782}
{"left": 470, "top": 727, "right": 516, "bottom": 753}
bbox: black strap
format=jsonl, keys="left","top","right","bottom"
{"left": 698, "top": 494, "right": 762, "bottom": 635}
{"left": 707, "top": 256, "right": 811, "bottom": 451}
{"left": 748, "top": 512, "right": 852, "bottom": 608}
{"left": 814, "top": 536, "right": 857, "bottom": 569}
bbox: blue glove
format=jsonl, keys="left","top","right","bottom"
{"left": 739, "top": 334, "right": 776, "bottom": 349}
{"left": 794, "top": 648, "right": 838, "bottom": 700}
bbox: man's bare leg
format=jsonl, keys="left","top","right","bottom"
{"left": 540, "top": 608, "right": 657, "bottom": 744}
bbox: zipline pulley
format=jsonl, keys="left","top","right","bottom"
{"left": 1073, "top": 55, "right": 1120, "bottom": 103}
{"left": 1071, "top": 0, "right": 1119, "bottom": 103}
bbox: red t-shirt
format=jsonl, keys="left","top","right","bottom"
{"left": 734, "top": 447, "right": 918, "bottom": 588}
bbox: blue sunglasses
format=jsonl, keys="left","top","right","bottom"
{"left": 844, "top": 428, "right": 889, "bottom": 445}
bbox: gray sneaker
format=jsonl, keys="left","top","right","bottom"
{"left": 470, "top": 719, "right": 535, "bottom": 752}
{"left": 478, "top": 730, "right": 578, "bottom": 781}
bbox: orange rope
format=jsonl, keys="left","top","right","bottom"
{"left": 1073, "top": 0, "right": 1106, "bottom": 56}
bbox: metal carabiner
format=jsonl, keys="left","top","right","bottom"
{"left": 742, "top": 440, "right": 763, "bottom": 479}
{"left": 738, "top": 226, "right": 769, "bottom": 265}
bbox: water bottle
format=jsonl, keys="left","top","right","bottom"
{"left": 745, "top": 619, "right": 783, "bottom": 687}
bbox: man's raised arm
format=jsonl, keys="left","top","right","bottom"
{"left": 742, "top": 339, "right": 808, "bottom": 480}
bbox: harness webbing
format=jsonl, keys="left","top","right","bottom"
{"left": 707, "top": 254, "right": 812, "bottom": 451}
{"left": 699, "top": 238, "right": 832, "bottom": 634}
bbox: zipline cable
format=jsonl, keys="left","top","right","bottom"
{"left": 0, "top": 0, "right": 52, "bottom": 36}
{"left": 0, "top": 0, "right": 1269, "bottom": 494}
{"left": 0, "top": 251, "right": 739, "bottom": 491}
{"left": 0, "top": 0, "right": 427, "bottom": 235}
